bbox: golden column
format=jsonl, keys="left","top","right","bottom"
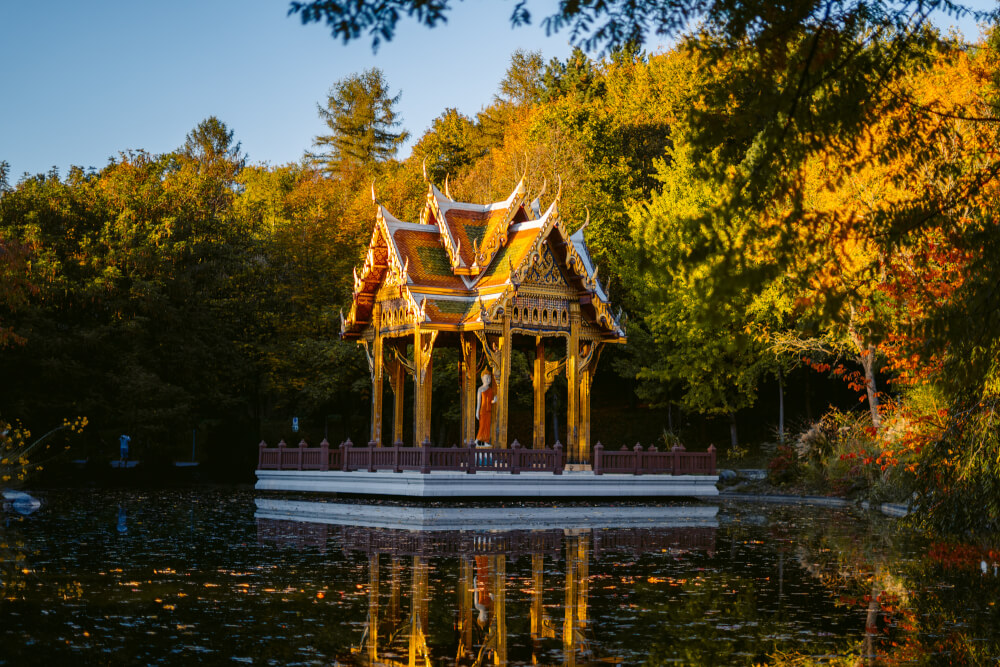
{"left": 457, "top": 558, "right": 474, "bottom": 661}
{"left": 389, "top": 556, "right": 402, "bottom": 626}
{"left": 367, "top": 553, "right": 380, "bottom": 664}
{"left": 533, "top": 338, "right": 546, "bottom": 449}
{"left": 495, "top": 555, "right": 508, "bottom": 665}
{"left": 563, "top": 535, "right": 577, "bottom": 667}
{"left": 566, "top": 304, "right": 581, "bottom": 462}
{"left": 412, "top": 329, "right": 437, "bottom": 445}
{"left": 409, "top": 555, "right": 431, "bottom": 667}
{"left": 495, "top": 308, "right": 512, "bottom": 449}
{"left": 370, "top": 303, "right": 384, "bottom": 446}
{"left": 423, "top": 355, "right": 433, "bottom": 444}
{"left": 563, "top": 531, "right": 591, "bottom": 667}
{"left": 387, "top": 351, "right": 406, "bottom": 445}
{"left": 578, "top": 367, "right": 590, "bottom": 462}
{"left": 461, "top": 334, "right": 477, "bottom": 445}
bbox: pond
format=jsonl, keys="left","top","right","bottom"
{"left": 1, "top": 489, "right": 997, "bottom": 665}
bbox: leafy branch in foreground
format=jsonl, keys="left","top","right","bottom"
{"left": 1, "top": 417, "right": 87, "bottom": 484}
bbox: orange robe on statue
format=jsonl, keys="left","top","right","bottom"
{"left": 476, "top": 383, "right": 495, "bottom": 442}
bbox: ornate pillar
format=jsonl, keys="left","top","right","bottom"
{"left": 409, "top": 555, "right": 430, "bottom": 667}
{"left": 424, "top": 355, "right": 433, "bottom": 444}
{"left": 495, "top": 555, "right": 507, "bottom": 665}
{"left": 367, "top": 553, "right": 379, "bottom": 664}
{"left": 387, "top": 352, "right": 406, "bottom": 445}
{"left": 457, "top": 558, "right": 474, "bottom": 661}
{"left": 370, "top": 304, "right": 384, "bottom": 446}
{"left": 563, "top": 531, "right": 590, "bottom": 667}
{"left": 412, "top": 329, "right": 437, "bottom": 446}
{"left": 566, "top": 303, "right": 581, "bottom": 462}
{"left": 563, "top": 533, "right": 577, "bottom": 667}
{"left": 578, "top": 342, "right": 603, "bottom": 464}
{"left": 461, "top": 334, "right": 477, "bottom": 445}
{"left": 578, "top": 368, "right": 590, "bottom": 462}
{"left": 531, "top": 553, "right": 544, "bottom": 642}
{"left": 389, "top": 556, "right": 401, "bottom": 625}
{"left": 533, "top": 337, "right": 546, "bottom": 449}
{"left": 496, "top": 308, "right": 512, "bottom": 449}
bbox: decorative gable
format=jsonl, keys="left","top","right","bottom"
{"left": 342, "top": 179, "right": 626, "bottom": 342}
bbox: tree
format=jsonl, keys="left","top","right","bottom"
{"left": 180, "top": 116, "right": 245, "bottom": 168}
{"left": 497, "top": 49, "right": 545, "bottom": 106}
{"left": 411, "top": 108, "right": 485, "bottom": 182}
{"left": 288, "top": 0, "right": 988, "bottom": 55}
{"left": 309, "top": 68, "right": 409, "bottom": 175}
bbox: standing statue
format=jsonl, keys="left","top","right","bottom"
{"left": 475, "top": 372, "right": 496, "bottom": 445}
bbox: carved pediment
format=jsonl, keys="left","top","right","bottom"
{"left": 521, "top": 244, "right": 568, "bottom": 290}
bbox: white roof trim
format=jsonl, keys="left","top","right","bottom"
{"left": 570, "top": 226, "right": 609, "bottom": 302}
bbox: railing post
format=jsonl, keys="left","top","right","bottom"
{"left": 466, "top": 440, "right": 477, "bottom": 474}
{"left": 671, "top": 443, "right": 686, "bottom": 476}
{"left": 368, "top": 440, "right": 377, "bottom": 472}
{"left": 708, "top": 444, "right": 717, "bottom": 475}
{"left": 593, "top": 441, "right": 603, "bottom": 475}
{"left": 421, "top": 438, "right": 431, "bottom": 474}
{"left": 648, "top": 444, "right": 658, "bottom": 474}
{"left": 258, "top": 440, "right": 267, "bottom": 469}
{"left": 277, "top": 439, "right": 287, "bottom": 469}
{"left": 341, "top": 438, "right": 352, "bottom": 472}
{"left": 553, "top": 441, "right": 563, "bottom": 475}
{"left": 319, "top": 438, "right": 330, "bottom": 471}
{"left": 297, "top": 439, "right": 308, "bottom": 470}
{"left": 633, "top": 442, "right": 643, "bottom": 476}
{"left": 511, "top": 439, "right": 521, "bottom": 475}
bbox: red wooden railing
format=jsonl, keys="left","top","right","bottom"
{"left": 592, "top": 442, "right": 716, "bottom": 476}
{"left": 257, "top": 439, "right": 716, "bottom": 476}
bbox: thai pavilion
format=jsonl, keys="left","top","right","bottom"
{"left": 339, "top": 175, "right": 626, "bottom": 466}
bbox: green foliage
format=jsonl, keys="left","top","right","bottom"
{"left": 310, "top": 68, "right": 409, "bottom": 175}
{"left": 913, "top": 390, "right": 1000, "bottom": 535}
{"left": 411, "top": 108, "right": 485, "bottom": 182}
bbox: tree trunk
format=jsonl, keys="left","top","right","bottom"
{"left": 849, "top": 305, "right": 882, "bottom": 428}
{"left": 667, "top": 402, "right": 673, "bottom": 433}
{"left": 860, "top": 344, "right": 881, "bottom": 428}
{"left": 777, "top": 368, "right": 785, "bottom": 445}
{"left": 729, "top": 412, "right": 738, "bottom": 449}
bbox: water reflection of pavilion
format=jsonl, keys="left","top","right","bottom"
{"left": 255, "top": 500, "right": 717, "bottom": 666}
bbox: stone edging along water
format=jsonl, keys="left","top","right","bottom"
{"left": 715, "top": 491, "right": 910, "bottom": 518}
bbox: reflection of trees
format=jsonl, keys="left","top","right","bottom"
{"left": 782, "top": 509, "right": 1000, "bottom": 665}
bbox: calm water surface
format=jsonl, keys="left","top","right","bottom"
{"left": 1, "top": 489, "right": 997, "bottom": 665}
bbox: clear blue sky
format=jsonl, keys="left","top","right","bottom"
{"left": 0, "top": 0, "right": 992, "bottom": 181}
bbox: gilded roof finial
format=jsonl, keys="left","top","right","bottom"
{"left": 422, "top": 157, "right": 429, "bottom": 183}
{"left": 444, "top": 173, "right": 452, "bottom": 200}
{"left": 530, "top": 177, "right": 547, "bottom": 219}
{"left": 370, "top": 181, "right": 378, "bottom": 204}
{"left": 579, "top": 207, "right": 590, "bottom": 233}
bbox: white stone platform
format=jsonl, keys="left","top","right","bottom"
{"left": 254, "top": 497, "right": 719, "bottom": 530}
{"left": 254, "top": 469, "right": 719, "bottom": 498}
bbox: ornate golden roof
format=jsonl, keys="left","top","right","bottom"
{"left": 341, "top": 180, "right": 626, "bottom": 342}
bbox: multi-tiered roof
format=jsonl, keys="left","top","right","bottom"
{"left": 341, "top": 177, "right": 626, "bottom": 341}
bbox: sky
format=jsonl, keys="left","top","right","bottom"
{"left": 0, "top": 0, "right": 994, "bottom": 181}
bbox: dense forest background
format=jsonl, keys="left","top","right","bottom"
{"left": 3, "top": 11, "right": 1000, "bottom": 533}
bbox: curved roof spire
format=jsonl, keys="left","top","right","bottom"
{"left": 530, "top": 177, "right": 547, "bottom": 219}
